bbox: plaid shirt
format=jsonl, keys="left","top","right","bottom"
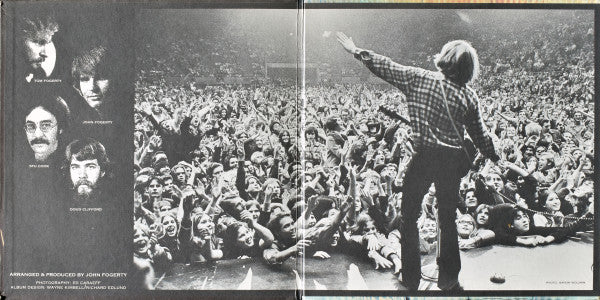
{"left": 356, "top": 50, "right": 499, "bottom": 161}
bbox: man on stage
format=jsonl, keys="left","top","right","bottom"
{"left": 337, "top": 32, "right": 500, "bottom": 291}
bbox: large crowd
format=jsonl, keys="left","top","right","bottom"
{"left": 132, "top": 13, "right": 594, "bottom": 289}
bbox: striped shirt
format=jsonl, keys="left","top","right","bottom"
{"left": 356, "top": 50, "right": 499, "bottom": 161}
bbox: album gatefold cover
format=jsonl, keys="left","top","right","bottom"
{"left": 1, "top": 1, "right": 596, "bottom": 299}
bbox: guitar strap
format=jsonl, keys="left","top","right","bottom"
{"left": 438, "top": 79, "right": 473, "bottom": 163}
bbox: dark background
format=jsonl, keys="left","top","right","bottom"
{"left": 3, "top": 1, "right": 135, "bottom": 294}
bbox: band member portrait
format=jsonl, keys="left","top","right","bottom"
{"left": 21, "top": 93, "right": 70, "bottom": 165}
{"left": 16, "top": 12, "right": 61, "bottom": 82}
{"left": 64, "top": 137, "right": 113, "bottom": 204}
{"left": 57, "top": 137, "right": 128, "bottom": 272}
{"left": 71, "top": 45, "right": 122, "bottom": 122}
{"left": 337, "top": 33, "right": 500, "bottom": 291}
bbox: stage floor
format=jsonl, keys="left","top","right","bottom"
{"left": 155, "top": 232, "right": 593, "bottom": 290}
{"left": 459, "top": 232, "right": 594, "bottom": 290}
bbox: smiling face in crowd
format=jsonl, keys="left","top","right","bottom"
{"left": 485, "top": 173, "right": 504, "bottom": 192}
{"left": 420, "top": 218, "right": 437, "bottom": 241}
{"left": 465, "top": 190, "right": 478, "bottom": 208}
{"left": 544, "top": 192, "right": 561, "bottom": 212}
{"left": 235, "top": 225, "right": 255, "bottom": 249}
{"left": 162, "top": 215, "right": 178, "bottom": 238}
{"left": 133, "top": 225, "right": 150, "bottom": 256}
{"left": 456, "top": 215, "right": 475, "bottom": 238}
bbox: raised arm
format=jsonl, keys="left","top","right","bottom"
{"left": 240, "top": 211, "right": 274, "bottom": 248}
{"left": 337, "top": 32, "right": 417, "bottom": 95}
{"left": 138, "top": 102, "right": 161, "bottom": 129}
{"left": 498, "top": 112, "right": 518, "bottom": 126}
{"left": 194, "top": 100, "right": 215, "bottom": 120}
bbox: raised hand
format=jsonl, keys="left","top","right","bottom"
{"left": 496, "top": 159, "right": 508, "bottom": 170}
{"left": 182, "top": 193, "right": 196, "bottom": 214}
{"left": 236, "top": 140, "right": 246, "bottom": 160}
{"left": 140, "top": 101, "right": 153, "bottom": 116}
{"left": 339, "top": 199, "right": 352, "bottom": 214}
{"left": 336, "top": 32, "right": 359, "bottom": 54}
{"left": 149, "top": 234, "right": 158, "bottom": 248}
{"left": 148, "top": 135, "right": 163, "bottom": 151}
{"left": 365, "top": 148, "right": 375, "bottom": 162}
{"left": 169, "top": 184, "right": 182, "bottom": 197}
{"left": 240, "top": 210, "right": 254, "bottom": 226}
{"left": 211, "top": 178, "right": 223, "bottom": 199}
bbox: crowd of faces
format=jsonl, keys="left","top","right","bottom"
{"left": 131, "top": 14, "right": 594, "bottom": 287}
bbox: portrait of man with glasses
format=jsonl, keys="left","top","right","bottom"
{"left": 22, "top": 94, "right": 70, "bottom": 165}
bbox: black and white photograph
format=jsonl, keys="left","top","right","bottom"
{"left": 14, "top": 8, "right": 66, "bottom": 84}
{"left": 20, "top": 88, "right": 70, "bottom": 167}
{"left": 12, "top": 4, "right": 134, "bottom": 126}
{"left": 4, "top": 2, "right": 134, "bottom": 284}
{"left": 130, "top": 7, "right": 594, "bottom": 292}
{"left": 302, "top": 8, "right": 594, "bottom": 291}
{"left": 1, "top": 1, "right": 597, "bottom": 298}
{"left": 132, "top": 8, "right": 301, "bottom": 290}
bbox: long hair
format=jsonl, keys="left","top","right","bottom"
{"left": 434, "top": 40, "right": 479, "bottom": 85}
{"left": 72, "top": 46, "right": 107, "bottom": 79}
{"left": 222, "top": 221, "right": 248, "bottom": 258}
{"left": 351, "top": 212, "right": 375, "bottom": 235}
{"left": 62, "top": 137, "right": 111, "bottom": 179}
{"left": 159, "top": 211, "right": 179, "bottom": 236}
{"left": 18, "top": 14, "right": 59, "bottom": 42}
{"left": 475, "top": 204, "right": 491, "bottom": 216}
{"left": 71, "top": 45, "right": 126, "bottom": 101}
{"left": 267, "top": 213, "right": 292, "bottom": 241}
{"left": 21, "top": 91, "right": 70, "bottom": 134}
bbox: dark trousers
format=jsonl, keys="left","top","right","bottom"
{"left": 400, "top": 148, "right": 464, "bottom": 290}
